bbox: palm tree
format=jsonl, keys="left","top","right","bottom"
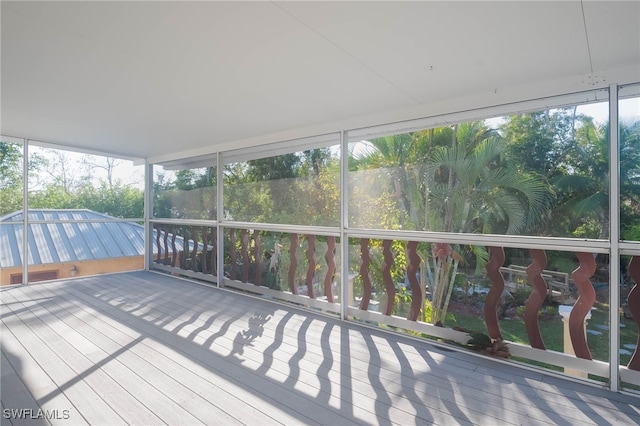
{"left": 424, "top": 130, "right": 553, "bottom": 324}
{"left": 354, "top": 121, "right": 553, "bottom": 325}
{"left": 554, "top": 119, "right": 640, "bottom": 240}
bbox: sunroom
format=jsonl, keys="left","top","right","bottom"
{"left": 1, "top": 1, "right": 640, "bottom": 424}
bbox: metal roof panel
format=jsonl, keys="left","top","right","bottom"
{"left": 0, "top": 209, "right": 191, "bottom": 268}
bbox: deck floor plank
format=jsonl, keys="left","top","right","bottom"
{"left": 70, "top": 276, "right": 521, "bottom": 423}
{"left": 3, "top": 288, "right": 193, "bottom": 426}
{"left": 23, "top": 278, "right": 354, "bottom": 425}
{"left": 21, "top": 285, "right": 309, "bottom": 426}
{"left": 0, "top": 352, "right": 48, "bottom": 426}
{"left": 1, "top": 271, "right": 639, "bottom": 426}
{"left": 18, "top": 283, "right": 296, "bottom": 426}
{"left": 75, "top": 275, "right": 495, "bottom": 425}
{"left": 73, "top": 278, "right": 579, "bottom": 424}
{"left": 1, "top": 312, "right": 109, "bottom": 424}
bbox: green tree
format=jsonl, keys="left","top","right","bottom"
{"left": 424, "top": 129, "right": 553, "bottom": 324}
{"left": 0, "top": 142, "right": 24, "bottom": 215}
{"left": 554, "top": 119, "right": 640, "bottom": 240}
{"left": 28, "top": 184, "right": 74, "bottom": 209}
{"left": 74, "top": 181, "right": 144, "bottom": 218}
{"left": 352, "top": 121, "right": 553, "bottom": 324}
{"left": 620, "top": 121, "right": 640, "bottom": 240}
{"left": 224, "top": 149, "right": 339, "bottom": 225}
{"left": 154, "top": 168, "right": 216, "bottom": 219}
{"left": 502, "top": 108, "right": 579, "bottom": 179}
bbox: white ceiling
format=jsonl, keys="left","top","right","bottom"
{"left": 2, "top": 1, "right": 639, "bottom": 164}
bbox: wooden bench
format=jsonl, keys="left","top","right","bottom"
{"left": 499, "top": 264, "right": 572, "bottom": 304}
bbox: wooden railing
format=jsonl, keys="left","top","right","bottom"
{"left": 352, "top": 238, "right": 640, "bottom": 384}
{"left": 150, "top": 222, "right": 640, "bottom": 385}
{"left": 223, "top": 228, "right": 338, "bottom": 305}
{"left": 628, "top": 256, "right": 640, "bottom": 372}
{"left": 152, "top": 222, "right": 218, "bottom": 282}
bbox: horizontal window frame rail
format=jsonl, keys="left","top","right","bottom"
{"left": 348, "top": 307, "right": 609, "bottom": 378}
{"left": 345, "top": 228, "right": 610, "bottom": 254}
{"left": 222, "top": 132, "right": 341, "bottom": 165}
{"left": 619, "top": 82, "right": 640, "bottom": 98}
{"left": 620, "top": 367, "right": 640, "bottom": 386}
{"left": 150, "top": 218, "right": 218, "bottom": 227}
{"left": 221, "top": 221, "right": 340, "bottom": 237}
{"left": 13, "top": 218, "right": 145, "bottom": 224}
{"left": 620, "top": 242, "right": 640, "bottom": 256}
{"left": 347, "top": 88, "right": 608, "bottom": 142}
{"left": 158, "top": 153, "right": 218, "bottom": 170}
{"left": 25, "top": 138, "right": 143, "bottom": 163}
{"left": 153, "top": 263, "right": 218, "bottom": 284}
{"left": 223, "top": 279, "right": 341, "bottom": 316}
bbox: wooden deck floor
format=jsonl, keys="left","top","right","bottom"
{"left": 1, "top": 271, "right": 638, "bottom": 426}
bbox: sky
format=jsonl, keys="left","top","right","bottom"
{"left": 578, "top": 98, "right": 640, "bottom": 125}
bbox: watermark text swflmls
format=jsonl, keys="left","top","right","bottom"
{"left": 3, "top": 408, "right": 70, "bottom": 420}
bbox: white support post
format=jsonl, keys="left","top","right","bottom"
{"left": 559, "top": 305, "right": 591, "bottom": 378}
{"left": 608, "top": 84, "right": 620, "bottom": 392}
{"left": 144, "top": 160, "right": 154, "bottom": 271}
{"left": 217, "top": 153, "right": 224, "bottom": 287}
{"left": 22, "top": 139, "right": 29, "bottom": 284}
{"left": 340, "top": 130, "right": 350, "bottom": 321}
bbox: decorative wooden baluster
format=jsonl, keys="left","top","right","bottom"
{"left": 484, "top": 246, "right": 505, "bottom": 340}
{"left": 626, "top": 256, "right": 640, "bottom": 370}
{"left": 201, "top": 226, "right": 209, "bottom": 274}
{"left": 241, "top": 229, "right": 250, "bottom": 283}
{"left": 306, "top": 235, "right": 317, "bottom": 299}
{"left": 229, "top": 229, "right": 237, "bottom": 280}
{"left": 209, "top": 228, "right": 216, "bottom": 275}
{"left": 406, "top": 241, "right": 422, "bottom": 321}
{"left": 324, "top": 236, "right": 336, "bottom": 303}
{"left": 289, "top": 234, "right": 299, "bottom": 294}
{"left": 170, "top": 225, "right": 177, "bottom": 267}
{"left": 525, "top": 249, "right": 547, "bottom": 349}
{"left": 191, "top": 227, "right": 199, "bottom": 272}
{"left": 162, "top": 224, "right": 170, "bottom": 265}
{"left": 359, "top": 238, "right": 371, "bottom": 311}
{"left": 381, "top": 239, "right": 395, "bottom": 316}
{"left": 154, "top": 224, "right": 161, "bottom": 264}
{"left": 569, "top": 252, "right": 596, "bottom": 360}
{"left": 253, "top": 230, "right": 261, "bottom": 286}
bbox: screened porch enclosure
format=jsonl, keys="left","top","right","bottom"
{"left": 2, "top": 2, "right": 640, "bottom": 422}
{"left": 140, "top": 85, "right": 640, "bottom": 396}
{"left": 3, "top": 84, "right": 640, "bottom": 402}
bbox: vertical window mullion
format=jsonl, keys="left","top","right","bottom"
{"left": 144, "top": 161, "right": 154, "bottom": 271}
{"left": 609, "top": 84, "right": 620, "bottom": 392}
{"left": 22, "top": 139, "right": 29, "bottom": 284}
{"left": 340, "top": 130, "right": 349, "bottom": 321}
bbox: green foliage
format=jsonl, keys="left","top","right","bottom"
{"left": 28, "top": 184, "right": 74, "bottom": 209}
{"left": 0, "top": 142, "right": 23, "bottom": 188}
{"left": 351, "top": 120, "right": 556, "bottom": 325}
{"left": 393, "top": 286, "right": 412, "bottom": 317}
{"left": 75, "top": 182, "right": 144, "bottom": 218}
{"left": 501, "top": 109, "right": 578, "bottom": 179}
{"left": 223, "top": 148, "right": 340, "bottom": 226}
{"left": 154, "top": 168, "right": 216, "bottom": 220}
{"left": 1, "top": 143, "right": 145, "bottom": 218}
{"left": 622, "top": 224, "right": 640, "bottom": 241}
{"left": 0, "top": 142, "right": 24, "bottom": 215}
{"left": 0, "top": 142, "right": 28, "bottom": 215}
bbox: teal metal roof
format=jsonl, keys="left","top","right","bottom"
{"left": 0, "top": 209, "right": 186, "bottom": 268}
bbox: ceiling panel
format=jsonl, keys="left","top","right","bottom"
{"left": 1, "top": 1, "right": 639, "bottom": 163}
